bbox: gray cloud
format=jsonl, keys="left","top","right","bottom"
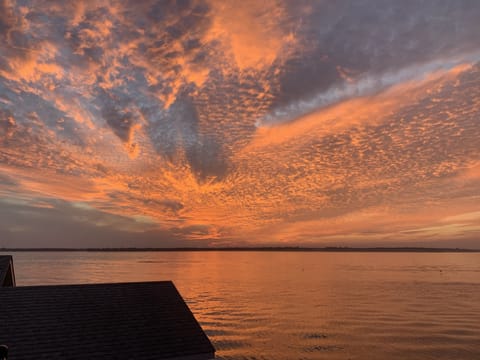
{"left": 261, "top": 55, "right": 480, "bottom": 125}
{"left": 270, "top": 0, "right": 480, "bottom": 117}
{"left": 0, "top": 198, "right": 200, "bottom": 248}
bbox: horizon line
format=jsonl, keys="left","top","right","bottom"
{"left": 1, "top": 246, "right": 479, "bottom": 252}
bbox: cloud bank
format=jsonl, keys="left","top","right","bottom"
{"left": 0, "top": 0, "right": 479, "bottom": 247}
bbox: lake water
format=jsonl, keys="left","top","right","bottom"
{"left": 2, "top": 251, "right": 480, "bottom": 359}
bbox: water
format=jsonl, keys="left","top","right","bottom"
{"left": 2, "top": 251, "right": 480, "bottom": 359}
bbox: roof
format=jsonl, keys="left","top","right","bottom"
{"left": 0, "top": 255, "right": 15, "bottom": 287}
{"left": 0, "top": 281, "right": 215, "bottom": 360}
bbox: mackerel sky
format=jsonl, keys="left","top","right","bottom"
{"left": 1, "top": 0, "right": 480, "bottom": 248}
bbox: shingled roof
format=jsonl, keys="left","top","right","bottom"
{"left": 0, "top": 281, "right": 215, "bottom": 360}
{"left": 0, "top": 256, "right": 15, "bottom": 287}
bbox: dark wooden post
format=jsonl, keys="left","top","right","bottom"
{"left": 0, "top": 344, "right": 8, "bottom": 360}
{"left": 0, "top": 256, "right": 15, "bottom": 287}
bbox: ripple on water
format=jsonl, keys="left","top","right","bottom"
{"left": 5, "top": 251, "right": 480, "bottom": 360}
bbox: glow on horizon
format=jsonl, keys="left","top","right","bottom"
{"left": 0, "top": 0, "right": 479, "bottom": 248}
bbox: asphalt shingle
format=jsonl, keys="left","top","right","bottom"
{"left": 0, "top": 281, "right": 215, "bottom": 360}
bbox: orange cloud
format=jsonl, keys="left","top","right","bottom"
{"left": 207, "top": 0, "right": 297, "bottom": 70}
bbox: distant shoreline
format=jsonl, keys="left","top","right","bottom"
{"left": 1, "top": 247, "right": 479, "bottom": 252}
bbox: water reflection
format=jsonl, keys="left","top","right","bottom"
{"left": 4, "top": 251, "right": 480, "bottom": 360}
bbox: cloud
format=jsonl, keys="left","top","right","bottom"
{"left": 256, "top": 0, "right": 480, "bottom": 129}
{"left": 207, "top": 0, "right": 297, "bottom": 70}
{"left": 0, "top": 197, "right": 202, "bottom": 248}
{"left": 0, "top": 108, "right": 16, "bottom": 138}
{"left": 260, "top": 56, "right": 480, "bottom": 126}
{"left": 0, "top": 0, "right": 479, "bottom": 247}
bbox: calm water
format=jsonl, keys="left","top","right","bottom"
{"left": 3, "top": 251, "right": 480, "bottom": 359}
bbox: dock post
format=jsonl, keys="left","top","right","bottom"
{"left": 0, "top": 344, "right": 8, "bottom": 360}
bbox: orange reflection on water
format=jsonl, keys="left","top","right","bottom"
{"left": 7, "top": 251, "right": 480, "bottom": 360}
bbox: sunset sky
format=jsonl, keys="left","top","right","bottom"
{"left": 0, "top": 0, "right": 479, "bottom": 248}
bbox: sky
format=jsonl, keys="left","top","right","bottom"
{"left": 0, "top": 0, "right": 480, "bottom": 248}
